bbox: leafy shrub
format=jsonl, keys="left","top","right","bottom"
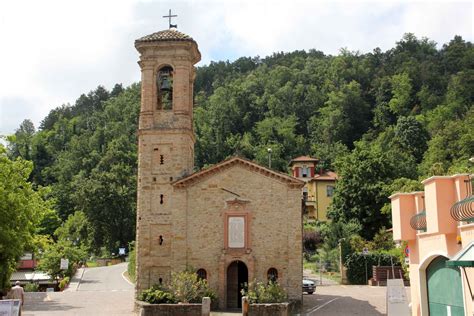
{"left": 24, "top": 282, "right": 39, "bottom": 292}
{"left": 58, "top": 276, "right": 70, "bottom": 290}
{"left": 139, "top": 286, "right": 177, "bottom": 304}
{"left": 310, "top": 248, "right": 340, "bottom": 272}
{"left": 169, "top": 270, "right": 216, "bottom": 303}
{"left": 242, "top": 280, "right": 287, "bottom": 303}
{"left": 345, "top": 252, "right": 399, "bottom": 284}
{"left": 139, "top": 270, "right": 217, "bottom": 304}
{"left": 127, "top": 243, "right": 136, "bottom": 282}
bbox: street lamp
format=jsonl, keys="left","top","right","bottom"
{"left": 267, "top": 148, "right": 272, "bottom": 169}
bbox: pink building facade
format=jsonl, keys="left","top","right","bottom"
{"left": 391, "top": 174, "right": 474, "bottom": 316}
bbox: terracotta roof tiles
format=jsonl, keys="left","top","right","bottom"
{"left": 135, "top": 29, "right": 194, "bottom": 43}
{"left": 290, "top": 156, "right": 319, "bottom": 163}
{"left": 313, "top": 171, "right": 338, "bottom": 181}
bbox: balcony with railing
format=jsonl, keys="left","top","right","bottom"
{"left": 450, "top": 176, "right": 474, "bottom": 222}
{"left": 410, "top": 211, "right": 427, "bottom": 232}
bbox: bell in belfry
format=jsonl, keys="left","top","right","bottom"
{"left": 160, "top": 74, "right": 171, "bottom": 91}
{"left": 159, "top": 67, "right": 172, "bottom": 92}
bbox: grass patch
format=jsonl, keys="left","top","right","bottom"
{"left": 123, "top": 271, "right": 135, "bottom": 284}
{"left": 304, "top": 258, "right": 341, "bottom": 284}
{"left": 86, "top": 261, "right": 98, "bottom": 267}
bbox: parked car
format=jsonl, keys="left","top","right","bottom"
{"left": 303, "top": 278, "right": 316, "bottom": 294}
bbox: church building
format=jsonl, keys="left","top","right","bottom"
{"left": 134, "top": 27, "right": 304, "bottom": 309}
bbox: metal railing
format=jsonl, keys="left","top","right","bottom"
{"left": 450, "top": 176, "right": 474, "bottom": 222}
{"left": 410, "top": 211, "right": 427, "bottom": 231}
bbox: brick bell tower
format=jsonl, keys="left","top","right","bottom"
{"left": 134, "top": 28, "right": 201, "bottom": 293}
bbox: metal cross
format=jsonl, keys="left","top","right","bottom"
{"left": 163, "top": 9, "right": 177, "bottom": 29}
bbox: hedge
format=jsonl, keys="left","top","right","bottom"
{"left": 345, "top": 252, "right": 398, "bottom": 284}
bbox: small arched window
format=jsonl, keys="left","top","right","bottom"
{"left": 267, "top": 268, "right": 278, "bottom": 282}
{"left": 157, "top": 66, "right": 173, "bottom": 110}
{"left": 197, "top": 269, "right": 207, "bottom": 280}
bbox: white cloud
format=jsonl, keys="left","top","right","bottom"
{"left": 0, "top": 0, "right": 472, "bottom": 135}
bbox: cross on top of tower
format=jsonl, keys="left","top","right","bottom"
{"left": 163, "top": 9, "right": 177, "bottom": 29}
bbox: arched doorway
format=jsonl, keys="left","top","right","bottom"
{"left": 227, "top": 260, "right": 248, "bottom": 309}
{"left": 427, "top": 256, "right": 464, "bottom": 315}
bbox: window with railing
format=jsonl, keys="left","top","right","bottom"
{"left": 410, "top": 210, "right": 427, "bottom": 232}
{"left": 450, "top": 175, "right": 474, "bottom": 223}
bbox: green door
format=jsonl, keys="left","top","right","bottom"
{"left": 427, "top": 256, "right": 464, "bottom": 315}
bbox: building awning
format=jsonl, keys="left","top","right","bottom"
{"left": 10, "top": 271, "right": 52, "bottom": 283}
{"left": 447, "top": 241, "right": 474, "bottom": 267}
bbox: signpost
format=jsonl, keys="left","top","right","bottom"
{"left": 60, "top": 258, "right": 69, "bottom": 270}
{"left": 363, "top": 247, "right": 369, "bottom": 285}
{"left": 119, "top": 248, "right": 126, "bottom": 256}
{"left": 0, "top": 300, "right": 21, "bottom": 316}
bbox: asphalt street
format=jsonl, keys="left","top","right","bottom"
{"left": 21, "top": 264, "right": 404, "bottom": 315}
{"left": 23, "top": 263, "right": 134, "bottom": 316}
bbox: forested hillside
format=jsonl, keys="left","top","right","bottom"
{"left": 5, "top": 33, "right": 473, "bottom": 257}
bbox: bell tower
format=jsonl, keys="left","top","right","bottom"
{"left": 135, "top": 29, "right": 201, "bottom": 293}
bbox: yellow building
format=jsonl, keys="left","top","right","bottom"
{"left": 289, "top": 156, "right": 338, "bottom": 221}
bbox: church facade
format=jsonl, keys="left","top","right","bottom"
{"left": 134, "top": 28, "right": 304, "bottom": 309}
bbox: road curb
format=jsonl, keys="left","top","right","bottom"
{"left": 65, "top": 268, "right": 85, "bottom": 292}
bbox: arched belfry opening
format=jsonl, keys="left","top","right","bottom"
{"left": 157, "top": 65, "right": 173, "bottom": 110}
{"left": 226, "top": 260, "right": 248, "bottom": 309}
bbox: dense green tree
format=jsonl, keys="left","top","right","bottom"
{"left": 37, "top": 239, "right": 87, "bottom": 281}
{"left": 0, "top": 145, "right": 52, "bottom": 289}
{"left": 394, "top": 116, "right": 429, "bottom": 162}
{"left": 328, "top": 140, "right": 417, "bottom": 239}
{"left": 310, "top": 81, "right": 371, "bottom": 148}
{"left": 7, "top": 119, "right": 36, "bottom": 161}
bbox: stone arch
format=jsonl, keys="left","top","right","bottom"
{"left": 156, "top": 64, "right": 174, "bottom": 110}
{"left": 418, "top": 252, "right": 466, "bottom": 315}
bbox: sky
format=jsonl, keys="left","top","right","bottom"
{"left": 0, "top": 0, "right": 472, "bottom": 136}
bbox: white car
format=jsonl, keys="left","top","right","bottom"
{"left": 303, "top": 279, "right": 316, "bottom": 294}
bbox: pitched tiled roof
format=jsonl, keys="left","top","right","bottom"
{"left": 313, "top": 171, "right": 338, "bottom": 181}
{"left": 173, "top": 156, "right": 304, "bottom": 188}
{"left": 290, "top": 156, "right": 319, "bottom": 163}
{"left": 135, "top": 29, "right": 194, "bottom": 43}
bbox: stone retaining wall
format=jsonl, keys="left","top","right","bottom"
{"left": 249, "top": 303, "right": 290, "bottom": 316}
{"left": 136, "top": 301, "right": 202, "bottom": 316}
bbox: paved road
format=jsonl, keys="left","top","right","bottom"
{"left": 23, "top": 263, "right": 134, "bottom": 316}
{"left": 301, "top": 269, "right": 406, "bottom": 315}
{"left": 303, "top": 283, "right": 387, "bottom": 315}
{"left": 22, "top": 264, "right": 407, "bottom": 315}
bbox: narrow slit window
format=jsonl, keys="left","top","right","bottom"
{"left": 160, "top": 194, "right": 164, "bottom": 204}
{"left": 160, "top": 155, "right": 164, "bottom": 165}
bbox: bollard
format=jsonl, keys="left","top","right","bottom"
{"left": 202, "top": 297, "right": 211, "bottom": 316}
{"left": 242, "top": 296, "right": 249, "bottom": 316}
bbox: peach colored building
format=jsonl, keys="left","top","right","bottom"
{"left": 390, "top": 174, "right": 474, "bottom": 316}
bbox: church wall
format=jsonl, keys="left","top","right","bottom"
{"left": 180, "top": 165, "right": 303, "bottom": 306}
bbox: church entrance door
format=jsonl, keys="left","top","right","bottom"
{"left": 226, "top": 260, "right": 248, "bottom": 309}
